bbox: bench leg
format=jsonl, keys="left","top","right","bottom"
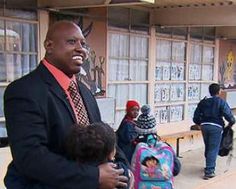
{"left": 176, "top": 137, "right": 184, "bottom": 158}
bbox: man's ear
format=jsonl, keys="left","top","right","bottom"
{"left": 44, "top": 40, "right": 53, "bottom": 54}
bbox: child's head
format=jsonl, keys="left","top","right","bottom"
{"left": 126, "top": 100, "right": 140, "bottom": 119}
{"left": 209, "top": 83, "right": 221, "bottom": 96}
{"left": 136, "top": 104, "right": 157, "bottom": 135}
{"left": 65, "top": 122, "right": 116, "bottom": 164}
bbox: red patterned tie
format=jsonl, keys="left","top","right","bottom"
{"left": 67, "top": 80, "right": 90, "bottom": 126}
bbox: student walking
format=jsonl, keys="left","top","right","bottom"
{"left": 193, "top": 83, "right": 235, "bottom": 179}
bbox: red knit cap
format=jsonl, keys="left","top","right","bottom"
{"left": 126, "top": 100, "right": 140, "bottom": 112}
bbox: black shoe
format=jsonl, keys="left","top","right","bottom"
{"left": 203, "top": 172, "right": 215, "bottom": 180}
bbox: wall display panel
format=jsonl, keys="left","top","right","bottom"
{"left": 188, "top": 83, "right": 200, "bottom": 101}
{"left": 170, "top": 105, "right": 184, "bottom": 122}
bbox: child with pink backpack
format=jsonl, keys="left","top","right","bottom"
{"left": 131, "top": 105, "right": 175, "bottom": 189}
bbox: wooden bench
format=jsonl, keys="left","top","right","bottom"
{"left": 160, "top": 130, "right": 202, "bottom": 158}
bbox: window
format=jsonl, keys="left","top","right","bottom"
{"left": 155, "top": 37, "right": 187, "bottom": 124}
{"left": 188, "top": 41, "right": 215, "bottom": 118}
{"left": 0, "top": 9, "right": 38, "bottom": 137}
{"left": 155, "top": 27, "right": 216, "bottom": 124}
{"left": 108, "top": 30, "right": 149, "bottom": 128}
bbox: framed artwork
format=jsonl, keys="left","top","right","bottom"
{"left": 154, "top": 84, "right": 161, "bottom": 103}
{"left": 170, "top": 84, "right": 185, "bottom": 101}
{"left": 188, "top": 84, "right": 200, "bottom": 100}
{"left": 189, "top": 64, "right": 201, "bottom": 80}
{"left": 171, "top": 63, "right": 184, "bottom": 80}
{"left": 170, "top": 105, "right": 183, "bottom": 122}
{"left": 162, "top": 63, "right": 170, "bottom": 80}
{"left": 161, "top": 84, "right": 170, "bottom": 102}
{"left": 158, "top": 106, "right": 169, "bottom": 124}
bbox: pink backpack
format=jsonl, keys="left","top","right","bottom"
{"left": 131, "top": 141, "right": 174, "bottom": 189}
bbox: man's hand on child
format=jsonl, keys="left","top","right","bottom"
{"left": 98, "top": 162, "right": 128, "bottom": 189}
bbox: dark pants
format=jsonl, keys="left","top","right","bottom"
{"left": 201, "top": 124, "right": 223, "bottom": 175}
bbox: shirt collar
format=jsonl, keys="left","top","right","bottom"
{"left": 42, "top": 59, "right": 76, "bottom": 91}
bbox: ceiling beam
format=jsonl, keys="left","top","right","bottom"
{"left": 38, "top": 0, "right": 107, "bottom": 9}
{"left": 152, "top": 5, "right": 236, "bottom": 27}
{"left": 37, "top": 0, "right": 154, "bottom": 9}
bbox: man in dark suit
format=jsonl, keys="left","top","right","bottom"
{"left": 4, "top": 20, "right": 128, "bottom": 189}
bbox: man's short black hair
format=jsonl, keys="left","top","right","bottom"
{"left": 209, "top": 83, "right": 220, "bottom": 96}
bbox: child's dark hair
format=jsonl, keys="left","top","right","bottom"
{"left": 209, "top": 83, "right": 220, "bottom": 96}
{"left": 65, "top": 122, "right": 116, "bottom": 164}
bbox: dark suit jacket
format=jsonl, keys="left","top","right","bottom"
{"left": 4, "top": 63, "right": 104, "bottom": 189}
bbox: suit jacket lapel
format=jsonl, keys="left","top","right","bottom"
{"left": 37, "top": 63, "right": 77, "bottom": 122}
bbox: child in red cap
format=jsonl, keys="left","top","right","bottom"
{"left": 116, "top": 100, "right": 140, "bottom": 163}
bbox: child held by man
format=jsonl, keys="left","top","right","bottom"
{"left": 64, "top": 122, "right": 133, "bottom": 189}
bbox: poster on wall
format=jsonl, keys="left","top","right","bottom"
{"left": 159, "top": 106, "right": 169, "bottom": 124}
{"left": 154, "top": 84, "right": 161, "bottom": 103}
{"left": 171, "top": 63, "right": 184, "bottom": 80}
{"left": 189, "top": 64, "right": 201, "bottom": 80}
{"left": 162, "top": 63, "right": 170, "bottom": 80}
{"left": 170, "top": 105, "right": 183, "bottom": 122}
{"left": 219, "top": 49, "right": 236, "bottom": 88}
{"left": 161, "top": 84, "right": 170, "bottom": 102}
{"left": 170, "top": 84, "right": 184, "bottom": 101}
{"left": 188, "top": 84, "right": 200, "bottom": 100}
